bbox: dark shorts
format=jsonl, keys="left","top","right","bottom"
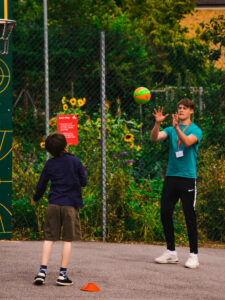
{"left": 44, "top": 204, "right": 82, "bottom": 242}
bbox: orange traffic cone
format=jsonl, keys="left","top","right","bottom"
{"left": 80, "top": 283, "right": 100, "bottom": 292}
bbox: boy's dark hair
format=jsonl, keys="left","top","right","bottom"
{"left": 45, "top": 132, "right": 67, "bottom": 157}
{"left": 178, "top": 98, "right": 195, "bottom": 110}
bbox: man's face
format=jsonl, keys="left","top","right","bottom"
{"left": 177, "top": 104, "right": 193, "bottom": 120}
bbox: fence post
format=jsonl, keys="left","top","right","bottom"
{"left": 100, "top": 31, "right": 107, "bottom": 242}
{"left": 43, "top": 0, "right": 49, "bottom": 155}
{"left": 199, "top": 86, "right": 204, "bottom": 113}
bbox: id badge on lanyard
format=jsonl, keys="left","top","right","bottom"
{"left": 175, "top": 122, "right": 191, "bottom": 158}
{"left": 176, "top": 150, "right": 184, "bottom": 158}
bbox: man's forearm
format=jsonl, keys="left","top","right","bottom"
{"left": 150, "top": 122, "right": 161, "bottom": 141}
{"left": 175, "top": 126, "right": 196, "bottom": 147}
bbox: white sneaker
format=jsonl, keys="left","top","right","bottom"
{"left": 185, "top": 253, "right": 199, "bottom": 269}
{"left": 155, "top": 250, "right": 179, "bottom": 264}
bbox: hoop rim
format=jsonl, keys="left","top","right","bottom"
{"left": 0, "top": 19, "right": 16, "bottom": 25}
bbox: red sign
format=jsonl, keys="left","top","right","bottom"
{"left": 57, "top": 115, "right": 78, "bottom": 145}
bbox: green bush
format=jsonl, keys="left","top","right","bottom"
{"left": 197, "top": 145, "right": 225, "bottom": 242}
{"left": 12, "top": 97, "right": 189, "bottom": 243}
{"left": 12, "top": 96, "right": 224, "bottom": 244}
{"left": 12, "top": 140, "right": 47, "bottom": 240}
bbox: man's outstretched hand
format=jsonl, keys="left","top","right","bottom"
{"left": 152, "top": 106, "right": 169, "bottom": 123}
{"left": 172, "top": 112, "right": 179, "bottom": 128}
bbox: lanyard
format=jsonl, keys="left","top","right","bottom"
{"left": 177, "top": 122, "right": 191, "bottom": 149}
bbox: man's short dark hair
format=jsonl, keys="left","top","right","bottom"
{"left": 178, "top": 98, "right": 195, "bottom": 110}
{"left": 45, "top": 132, "right": 67, "bottom": 157}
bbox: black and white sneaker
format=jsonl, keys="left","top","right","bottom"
{"left": 56, "top": 275, "right": 73, "bottom": 286}
{"left": 34, "top": 272, "right": 46, "bottom": 285}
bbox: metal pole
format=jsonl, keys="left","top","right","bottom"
{"left": 100, "top": 31, "right": 106, "bottom": 242}
{"left": 199, "top": 86, "right": 204, "bottom": 113}
{"left": 43, "top": 0, "right": 49, "bottom": 147}
{"left": 4, "top": 0, "right": 8, "bottom": 19}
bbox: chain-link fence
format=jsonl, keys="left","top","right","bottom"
{"left": 12, "top": 24, "right": 225, "bottom": 243}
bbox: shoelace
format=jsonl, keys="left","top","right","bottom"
{"left": 59, "top": 274, "right": 68, "bottom": 280}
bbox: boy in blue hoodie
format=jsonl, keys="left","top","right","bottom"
{"left": 33, "top": 132, "right": 87, "bottom": 286}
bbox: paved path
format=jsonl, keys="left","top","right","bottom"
{"left": 0, "top": 241, "right": 225, "bottom": 299}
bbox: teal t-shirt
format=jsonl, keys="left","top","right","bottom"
{"left": 162, "top": 123, "right": 202, "bottom": 178}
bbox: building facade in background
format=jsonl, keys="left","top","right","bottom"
{"left": 181, "top": 0, "right": 225, "bottom": 69}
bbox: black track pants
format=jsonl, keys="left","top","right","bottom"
{"left": 161, "top": 176, "right": 198, "bottom": 254}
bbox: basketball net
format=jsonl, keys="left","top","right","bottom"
{"left": 0, "top": 19, "right": 16, "bottom": 55}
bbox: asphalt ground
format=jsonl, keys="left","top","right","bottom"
{"left": 0, "top": 241, "right": 224, "bottom": 300}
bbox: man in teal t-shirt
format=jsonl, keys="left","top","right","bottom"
{"left": 150, "top": 98, "right": 202, "bottom": 269}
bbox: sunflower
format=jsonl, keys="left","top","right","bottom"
{"left": 136, "top": 145, "right": 141, "bottom": 151}
{"left": 97, "top": 118, "right": 101, "bottom": 122}
{"left": 61, "top": 96, "right": 66, "bottom": 104}
{"left": 13, "top": 143, "right": 19, "bottom": 150}
{"left": 63, "top": 104, "right": 68, "bottom": 111}
{"left": 129, "top": 143, "right": 134, "bottom": 149}
{"left": 83, "top": 97, "right": 86, "bottom": 104}
{"left": 124, "top": 133, "right": 134, "bottom": 142}
{"left": 40, "top": 142, "right": 45, "bottom": 148}
{"left": 105, "top": 103, "right": 110, "bottom": 111}
{"left": 70, "top": 98, "right": 76, "bottom": 106}
{"left": 49, "top": 118, "right": 56, "bottom": 127}
{"left": 78, "top": 98, "right": 85, "bottom": 107}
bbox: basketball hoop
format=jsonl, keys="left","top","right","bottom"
{"left": 0, "top": 19, "right": 16, "bottom": 55}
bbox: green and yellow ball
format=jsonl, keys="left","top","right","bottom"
{"left": 133, "top": 87, "right": 151, "bottom": 104}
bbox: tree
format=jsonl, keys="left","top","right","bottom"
{"left": 121, "top": 0, "right": 195, "bottom": 40}
{"left": 200, "top": 15, "right": 225, "bottom": 62}
{"left": 13, "top": 0, "right": 122, "bottom": 28}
